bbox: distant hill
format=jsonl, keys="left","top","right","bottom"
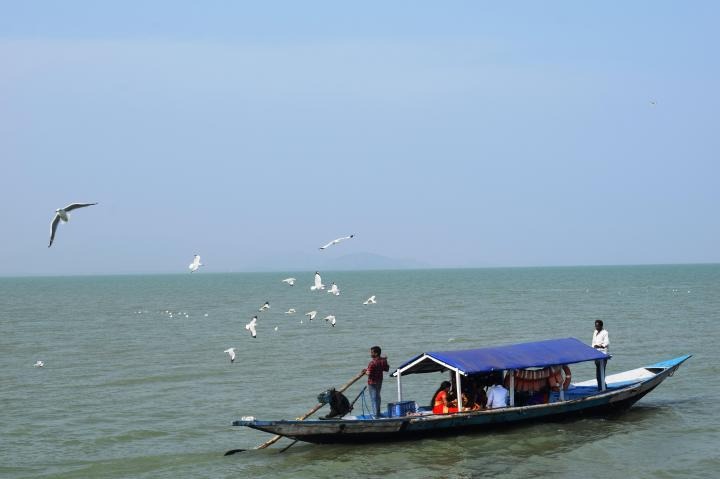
{"left": 242, "top": 251, "right": 432, "bottom": 272}
{"left": 323, "top": 252, "right": 432, "bottom": 270}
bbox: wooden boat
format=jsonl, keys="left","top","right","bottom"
{"left": 232, "top": 338, "right": 690, "bottom": 445}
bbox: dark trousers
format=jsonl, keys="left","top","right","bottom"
{"left": 595, "top": 359, "right": 608, "bottom": 390}
{"left": 368, "top": 383, "right": 382, "bottom": 417}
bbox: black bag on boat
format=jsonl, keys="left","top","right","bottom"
{"left": 317, "top": 388, "right": 351, "bottom": 419}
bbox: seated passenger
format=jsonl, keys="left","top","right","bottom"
{"left": 475, "top": 386, "right": 488, "bottom": 409}
{"left": 461, "top": 392, "right": 482, "bottom": 411}
{"left": 486, "top": 378, "right": 509, "bottom": 409}
{"left": 463, "top": 377, "right": 486, "bottom": 410}
{"left": 432, "top": 381, "right": 458, "bottom": 414}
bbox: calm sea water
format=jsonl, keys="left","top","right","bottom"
{"left": 2, "top": 265, "right": 719, "bottom": 479}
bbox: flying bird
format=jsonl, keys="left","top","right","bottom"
{"left": 224, "top": 348, "right": 237, "bottom": 363}
{"left": 319, "top": 234, "right": 354, "bottom": 250}
{"left": 327, "top": 283, "right": 340, "bottom": 296}
{"left": 324, "top": 315, "right": 336, "bottom": 327}
{"left": 281, "top": 277, "right": 296, "bottom": 286}
{"left": 48, "top": 202, "right": 98, "bottom": 247}
{"left": 363, "top": 295, "right": 377, "bottom": 305}
{"left": 189, "top": 255, "right": 203, "bottom": 272}
{"left": 305, "top": 310, "right": 317, "bottom": 320}
{"left": 285, "top": 308, "right": 296, "bottom": 314}
{"left": 258, "top": 301, "right": 270, "bottom": 312}
{"left": 310, "top": 272, "right": 325, "bottom": 291}
{"left": 34, "top": 360, "right": 45, "bottom": 368}
{"left": 245, "top": 316, "right": 258, "bottom": 338}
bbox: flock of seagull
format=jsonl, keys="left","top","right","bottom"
{"left": 219, "top": 238, "right": 373, "bottom": 363}
{"left": 229, "top": 268, "right": 370, "bottom": 351}
{"left": 43, "top": 203, "right": 371, "bottom": 367}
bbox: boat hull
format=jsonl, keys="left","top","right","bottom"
{"left": 232, "top": 355, "right": 689, "bottom": 445}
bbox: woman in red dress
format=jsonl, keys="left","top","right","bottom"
{"left": 432, "top": 381, "right": 458, "bottom": 414}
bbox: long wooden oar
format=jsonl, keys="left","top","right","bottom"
{"left": 279, "top": 385, "right": 368, "bottom": 453}
{"left": 225, "top": 370, "right": 366, "bottom": 455}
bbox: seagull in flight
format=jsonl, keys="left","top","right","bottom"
{"left": 285, "top": 308, "right": 296, "bottom": 314}
{"left": 281, "top": 277, "right": 296, "bottom": 286}
{"left": 324, "top": 315, "right": 336, "bottom": 327}
{"left": 34, "top": 360, "right": 45, "bottom": 368}
{"left": 310, "top": 272, "right": 325, "bottom": 291}
{"left": 328, "top": 283, "right": 340, "bottom": 296}
{"left": 319, "top": 234, "right": 354, "bottom": 250}
{"left": 363, "top": 295, "right": 377, "bottom": 305}
{"left": 305, "top": 310, "right": 317, "bottom": 320}
{"left": 258, "top": 301, "right": 270, "bottom": 312}
{"left": 245, "top": 316, "right": 258, "bottom": 338}
{"left": 48, "top": 202, "right": 98, "bottom": 247}
{"left": 188, "top": 255, "right": 203, "bottom": 272}
{"left": 224, "top": 348, "right": 237, "bottom": 363}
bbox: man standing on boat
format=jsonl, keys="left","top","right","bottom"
{"left": 592, "top": 320, "right": 610, "bottom": 390}
{"left": 362, "top": 346, "right": 389, "bottom": 417}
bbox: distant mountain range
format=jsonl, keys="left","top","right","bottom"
{"left": 323, "top": 252, "right": 432, "bottom": 270}
{"left": 242, "top": 251, "right": 432, "bottom": 272}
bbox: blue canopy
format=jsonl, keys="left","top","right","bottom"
{"left": 392, "top": 337, "right": 610, "bottom": 377}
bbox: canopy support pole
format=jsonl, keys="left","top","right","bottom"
{"left": 509, "top": 370, "right": 515, "bottom": 407}
{"left": 455, "top": 370, "right": 463, "bottom": 411}
{"left": 396, "top": 373, "right": 402, "bottom": 402}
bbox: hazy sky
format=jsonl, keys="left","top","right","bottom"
{"left": 2, "top": 1, "right": 718, "bottom": 276}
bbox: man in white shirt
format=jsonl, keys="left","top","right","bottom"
{"left": 592, "top": 320, "right": 610, "bottom": 390}
{"left": 485, "top": 379, "right": 509, "bottom": 409}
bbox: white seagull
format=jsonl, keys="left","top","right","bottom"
{"left": 34, "top": 360, "right": 45, "bottom": 368}
{"left": 281, "top": 277, "right": 296, "bottom": 286}
{"left": 189, "top": 254, "right": 203, "bottom": 272}
{"left": 319, "top": 234, "right": 354, "bottom": 250}
{"left": 324, "top": 315, "right": 336, "bottom": 327}
{"left": 245, "top": 316, "right": 258, "bottom": 338}
{"left": 224, "top": 348, "right": 237, "bottom": 363}
{"left": 310, "top": 272, "right": 325, "bottom": 291}
{"left": 48, "top": 202, "right": 98, "bottom": 247}
{"left": 258, "top": 301, "right": 270, "bottom": 312}
{"left": 327, "top": 283, "right": 340, "bottom": 296}
{"left": 285, "top": 308, "right": 296, "bottom": 314}
{"left": 363, "top": 295, "right": 377, "bottom": 305}
{"left": 305, "top": 310, "right": 317, "bottom": 320}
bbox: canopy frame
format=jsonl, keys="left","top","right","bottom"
{"left": 391, "top": 337, "right": 612, "bottom": 408}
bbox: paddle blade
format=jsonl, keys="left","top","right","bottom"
{"left": 224, "top": 448, "right": 247, "bottom": 456}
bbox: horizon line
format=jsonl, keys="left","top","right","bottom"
{"left": 1, "top": 261, "right": 718, "bottom": 280}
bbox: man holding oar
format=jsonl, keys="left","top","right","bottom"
{"left": 362, "top": 346, "right": 389, "bottom": 418}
